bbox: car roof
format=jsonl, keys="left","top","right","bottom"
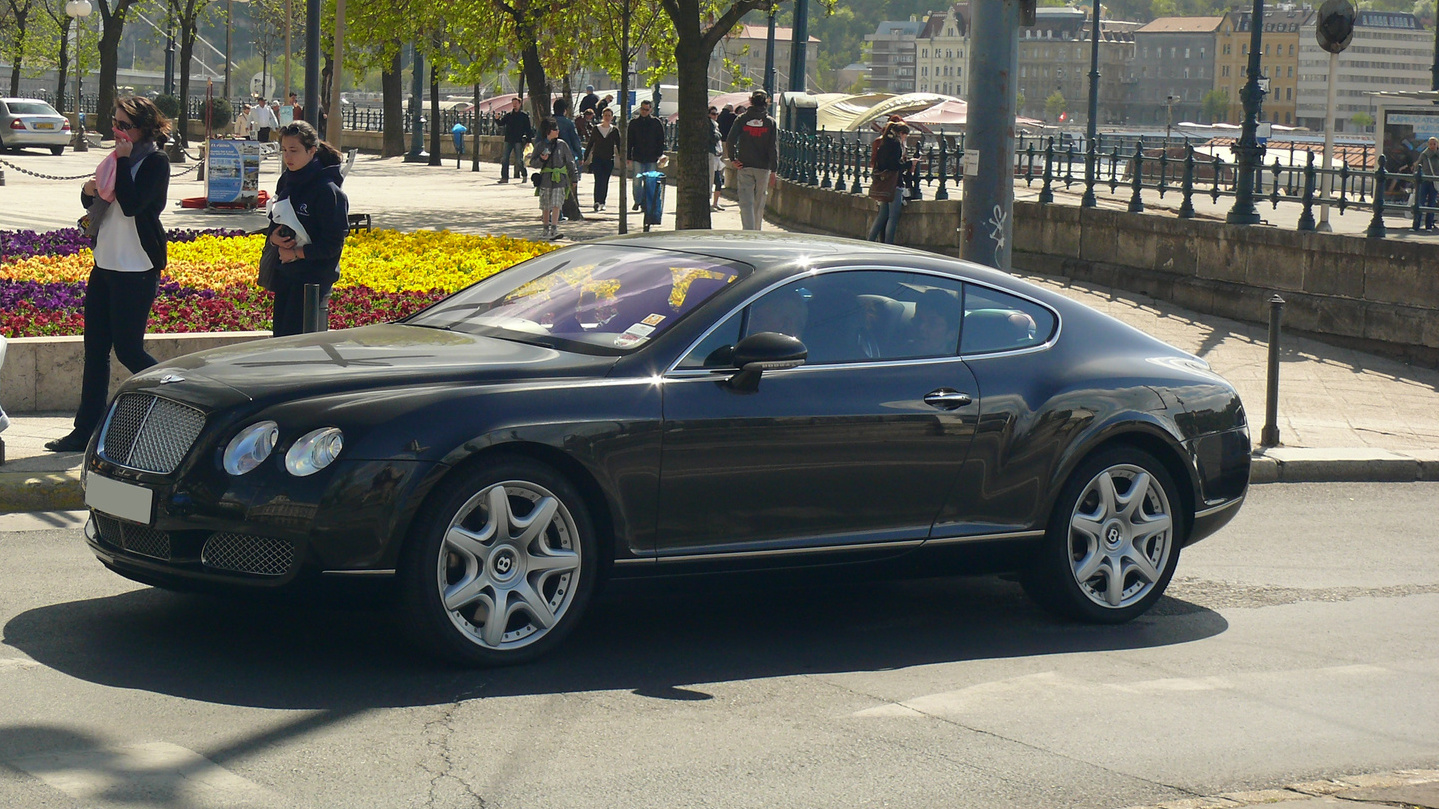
{"left": 1, "top": 98, "right": 57, "bottom": 105}
{"left": 588, "top": 231, "right": 1049, "bottom": 298}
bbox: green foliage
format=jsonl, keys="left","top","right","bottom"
{"left": 203, "top": 96, "right": 233, "bottom": 129}
{"left": 1045, "top": 90, "right": 1065, "bottom": 121}
{"left": 154, "top": 93, "right": 182, "bottom": 120}
{"left": 1351, "top": 112, "right": 1375, "bottom": 129}
{"left": 1201, "top": 89, "right": 1229, "bottom": 124}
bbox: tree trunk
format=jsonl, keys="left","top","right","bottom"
{"left": 56, "top": 20, "right": 71, "bottom": 113}
{"left": 6, "top": 11, "right": 27, "bottom": 97}
{"left": 671, "top": 0, "right": 712, "bottom": 230}
{"left": 96, "top": 11, "right": 127, "bottom": 136}
{"left": 428, "top": 66, "right": 441, "bottom": 166}
{"left": 519, "top": 41, "right": 548, "bottom": 123}
{"left": 381, "top": 47, "right": 404, "bottom": 156}
{"left": 179, "top": 19, "right": 196, "bottom": 143}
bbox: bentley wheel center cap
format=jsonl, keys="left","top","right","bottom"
{"left": 1104, "top": 522, "right": 1124, "bottom": 549}
{"left": 491, "top": 548, "right": 520, "bottom": 581}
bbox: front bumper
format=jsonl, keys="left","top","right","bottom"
{"left": 83, "top": 456, "right": 443, "bottom": 589}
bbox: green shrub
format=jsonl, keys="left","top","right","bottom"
{"left": 154, "top": 94, "right": 181, "bottom": 120}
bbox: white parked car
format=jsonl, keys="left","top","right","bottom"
{"left": 0, "top": 98, "right": 72, "bottom": 155}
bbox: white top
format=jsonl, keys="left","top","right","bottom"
{"left": 92, "top": 206, "right": 151, "bottom": 272}
{"left": 250, "top": 105, "right": 279, "bottom": 129}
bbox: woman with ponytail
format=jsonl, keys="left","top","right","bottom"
{"left": 267, "top": 120, "right": 349, "bottom": 336}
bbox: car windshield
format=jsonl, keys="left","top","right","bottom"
{"left": 7, "top": 101, "right": 58, "bottom": 116}
{"left": 404, "top": 245, "right": 749, "bottom": 354}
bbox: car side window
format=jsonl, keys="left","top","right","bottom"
{"left": 960, "top": 285, "right": 1056, "bottom": 355}
{"left": 678, "top": 271, "right": 968, "bottom": 369}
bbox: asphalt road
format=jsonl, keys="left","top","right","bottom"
{"left": 1, "top": 483, "right": 1435, "bottom": 809}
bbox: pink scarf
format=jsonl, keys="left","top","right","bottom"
{"left": 94, "top": 152, "right": 118, "bottom": 202}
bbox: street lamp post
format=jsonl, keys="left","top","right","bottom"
{"left": 65, "top": 0, "right": 92, "bottom": 153}
{"left": 1082, "top": 0, "right": 1100, "bottom": 208}
{"left": 1226, "top": 0, "right": 1267, "bottom": 224}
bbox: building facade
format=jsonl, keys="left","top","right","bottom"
{"left": 1214, "top": 6, "right": 1313, "bottom": 126}
{"left": 1131, "top": 17, "right": 1223, "bottom": 127}
{"left": 865, "top": 20, "right": 924, "bottom": 93}
{"left": 1015, "top": 8, "right": 1138, "bottom": 125}
{"left": 710, "top": 24, "right": 821, "bottom": 93}
{"left": 916, "top": 4, "right": 970, "bottom": 97}
{"left": 1295, "top": 11, "right": 1431, "bottom": 133}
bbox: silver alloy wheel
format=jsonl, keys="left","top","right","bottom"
{"left": 1066, "top": 463, "right": 1174, "bottom": 609}
{"left": 437, "top": 479, "right": 582, "bottom": 651}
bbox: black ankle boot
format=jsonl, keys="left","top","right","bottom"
{"left": 44, "top": 431, "right": 90, "bottom": 453}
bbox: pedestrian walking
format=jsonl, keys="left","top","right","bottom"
{"left": 867, "top": 120, "right": 913, "bottom": 244}
{"left": 46, "top": 97, "right": 173, "bottom": 453}
{"left": 1416, "top": 137, "right": 1439, "bottom": 231}
{"left": 579, "top": 85, "right": 600, "bottom": 115}
{"left": 627, "top": 99, "right": 666, "bottom": 211}
{"left": 497, "top": 98, "right": 532, "bottom": 183}
{"left": 724, "top": 90, "right": 779, "bottom": 231}
{"left": 553, "top": 98, "right": 586, "bottom": 222}
{"left": 235, "top": 104, "right": 252, "bottom": 137}
{"left": 716, "top": 103, "right": 736, "bottom": 141}
{"left": 288, "top": 91, "right": 305, "bottom": 123}
{"left": 267, "top": 121, "right": 349, "bottom": 337}
{"left": 531, "top": 117, "right": 579, "bottom": 241}
{"left": 708, "top": 106, "right": 726, "bottom": 212}
{"left": 250, "top": 99, "right": 279, "bottom": 143}
{"left": 586, "top": 107, "right": 621, "bottom": 212}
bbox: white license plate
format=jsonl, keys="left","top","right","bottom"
{"left": 85, "top": 474, "right": 154, "bottom": 525}
{"left": 35, "top": 122, "right": 55, "bottom": 130}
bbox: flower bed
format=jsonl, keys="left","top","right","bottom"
{"left": 0, "top": 228, "right": 555, "bottom": 338}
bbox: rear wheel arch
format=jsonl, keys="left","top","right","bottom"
{"left": 1048, "top": 426, "right": 1196, "bottom": 538}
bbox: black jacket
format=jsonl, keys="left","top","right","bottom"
{"left": 716, "top": 110, "right": 737, "bottom": 140}
{"left": 498, "top": 109, "right": 533, "bottom": 143}
{"left": 81, "top": 150, "right": 171, "bottom": 273}
{"left": 271, "top": 159, "right": 349, "bottom": 286}
{"left": 586, "top": 124, "right": 621, "bottom": 163}
{"left": 873, "top": 137, "right": 905, "bottom": 173}
{"left": 627, "top": 115, "right": 667, "bottom": 163}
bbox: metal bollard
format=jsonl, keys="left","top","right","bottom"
{"left": 1261, "top": 293, "right": 1285, "bottom": 448}
{"left": 302, "top": 284, "right": 327, "bottom": 333}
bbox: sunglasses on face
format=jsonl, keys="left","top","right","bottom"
{"left": 114, "top": 120, "right": 136, "bottom": 131}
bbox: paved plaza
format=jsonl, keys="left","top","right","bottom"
{"left": 3, "top": 144, "right": 1439, "bottom": 491}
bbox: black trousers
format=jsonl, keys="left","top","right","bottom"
{"left": 75, "top": 267, "right": 159, "bottom": 436}
{"left": 272, "top": 276, "right": 332, "bottom": 337}
{"left": 591, "top": 158, "right": 614, "bottom": 205}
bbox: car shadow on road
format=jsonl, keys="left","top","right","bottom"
{"left": 3, "top": 573, "right": 1226, "bottom": 711}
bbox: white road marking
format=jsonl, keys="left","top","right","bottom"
{"left": 852, "top": 665, "right": 1391, "bottom": 718}
{"left": 10, "top": 742, "right": 278, "bottom": 808}
{"left": 0, "top": 510, "right": 88, "bottom": 533}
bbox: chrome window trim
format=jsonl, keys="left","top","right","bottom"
{"left": 662, "top": 264, "right": 1062, "bottom": 378}
{"left": 619, "top": 529, "right": 1044, "bottom": 562}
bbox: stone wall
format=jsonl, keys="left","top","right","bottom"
{"left": 763, "top": 179, "right": 1439, "bottom": 367}
{"left": 3, "top": 333, "right": 269, "bottom": 414}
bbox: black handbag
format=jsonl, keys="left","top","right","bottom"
{"left": 257, "top": 240, "right": 281, "bottom": 291}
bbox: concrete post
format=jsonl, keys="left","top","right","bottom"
{"left": 959, "top": 0, "right": 1020, "bottom": 270}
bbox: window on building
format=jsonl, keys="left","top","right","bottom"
{"left": 1185, "top": 48, "right": 1191, "bottom": 58}
{"left": 1223, "top": 65, "right": 1230, "bottom": 77}
{"left": 1286, "top": 87, "right": 1292, "bottom": 100}
{"left": 1289, "top": 44, "right": 1294, "bottom": 55}
{"left": 1288, "top": 66, "right": 1293, "bottom": 77}
{"left": 1170, "top": 46, "right": 1177, "bottom": 59}
{"left": 922, "top": 48, "right": 928, "bottom": 57}
{"left": 1201, "top": 47, "right": 1207, "bottom": 58}
{"left": 1184, "top": 67, "right": 1190, "bottom": 78}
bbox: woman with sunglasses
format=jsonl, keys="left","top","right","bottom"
{"left": 46, "top": 97, "right": 172, "bottom": 453}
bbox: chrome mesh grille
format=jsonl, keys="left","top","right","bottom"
{"left": 100, "top": 393, "right": 205, "bottom": 474}
{"left": 202, "top": 534, "right": 295, "bottom": 577}
{"left": 94, "top": 514, "right": 172, "bottom": 560}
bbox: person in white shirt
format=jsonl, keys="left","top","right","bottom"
{"left": 250, "top": 100, "right": 279, "bottom": 142}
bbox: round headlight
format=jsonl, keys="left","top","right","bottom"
{"left": 223, "top": 421, "right": 279, "bottom": 476}
{"left": 285, "top": 427, "right": 344, "bottom": 477}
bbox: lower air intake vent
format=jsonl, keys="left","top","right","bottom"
{"left": 202, "top": 533, "right": 296, "bottom": 577}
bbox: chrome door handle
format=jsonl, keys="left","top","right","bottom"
{"left": 923, "top": 389, "right": 973, "bottom": 410}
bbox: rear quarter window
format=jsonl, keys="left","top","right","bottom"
{"left": 960, "top": 285, "right": 1057, "bottom": 355}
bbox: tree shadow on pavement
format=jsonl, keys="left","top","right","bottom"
{"left": 3, "top": 572, "right": 1226, "bottom": 711}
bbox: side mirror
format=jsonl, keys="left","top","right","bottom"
{"left": 723, "top": 332, "right": 806, "bottom": 393}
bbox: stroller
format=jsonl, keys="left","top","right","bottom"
{"left": 637, "top": 170, "right": 665, "bottom": 232}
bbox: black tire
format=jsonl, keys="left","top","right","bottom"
{"left": 398, "top": 456, "right": 599, "bottom": 666}
{"left": 50, "top": 145, "right": 65, "bottom": 156}
{"left": 1023, "top": 446, "right": 1183, "bottom": 624}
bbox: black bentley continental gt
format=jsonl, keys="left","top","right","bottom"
{"left": 82, "top": 233, "right": 1250, "bottom": 665}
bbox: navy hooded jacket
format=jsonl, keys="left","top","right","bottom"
{"left": 272, "top": 158, "right": 349, "bottom": 286}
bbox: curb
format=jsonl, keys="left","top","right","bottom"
{"left": 1116, "top": 769, "right": 1439, "bottom": 809}
{"left": 0, "top": 470, "right": 83, "bottom": 514}
{"left": 1250, "top": 448, "right": 1439, "bottom": 484}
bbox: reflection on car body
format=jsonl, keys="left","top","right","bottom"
{"left": 80, "top": 233, "right": 1250, "bottom": 666}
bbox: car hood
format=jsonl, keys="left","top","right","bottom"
{"left": 128, "top": 324, "right": 618, "bottom": 407}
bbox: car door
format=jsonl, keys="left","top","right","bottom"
{"left": 656, "top": 268, "right": 981, "bottom": 556}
